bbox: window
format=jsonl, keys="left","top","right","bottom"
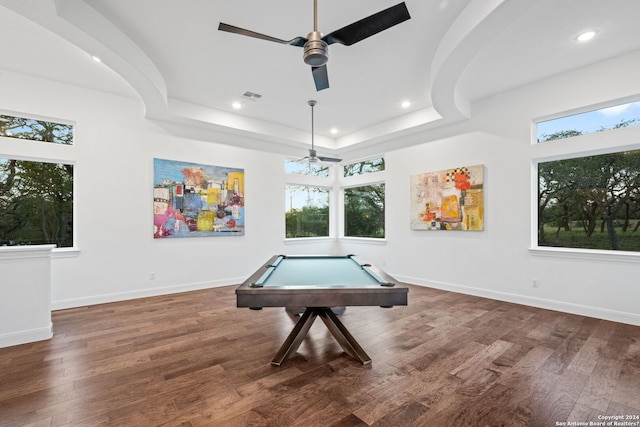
{"left": 342, "top": 157, "right": 386, "bottom": 239}
{"left": 284, "top": 158, "right": 332, "bottom": 239}
{"left": 285, "top": 161, "right": 329, "bottom": 177}
{"left": 344, "top": 183, "right": 385, "bottom": 238}
{"left": 344, "top": 157, "right": 385, "bottom": 177}
{"left": 1, "top": 114, "right": 73, "bottom": 145}
{"left": 537, "top": 149, "right": 640, "bottom": 252}
{"left": 0, "top": 113, "right": 74, "bottom": 247}
{"left": 535, "top": 100, "right": 640, "bottom": 253}
{"left": 285, "top": 185, "right": 329, "bottom": 238}
{"left": 536, "top": 100, "right": 640, "bottom": 142}
{"left": 284, "top": 156, "right": 386, "bottom": 240}
{"left": 0, "top": 158, "right": 74, "bottom": 247}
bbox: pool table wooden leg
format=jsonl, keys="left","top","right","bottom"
{"left": 318, "top": 308, "right": 372, "bottom": 365}
{"left": 271, "top": 307, "right": 372, "bottom": 366}
{"left": 271, "top": 308, "right": 318, "bottom": 366}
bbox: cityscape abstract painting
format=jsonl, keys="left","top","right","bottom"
{"left": 153, "top": 158, "right": 244, "bottom": 238}
{"left": 410, "top": 164, "right": 484, "bottom": 231}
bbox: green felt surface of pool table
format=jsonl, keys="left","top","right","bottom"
{"left": 253, "top": 255, "right": 386, "bottom": 288}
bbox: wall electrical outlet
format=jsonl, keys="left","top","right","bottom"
{"left": 532, "top": 279, "right": 539, "bottom": 288}
{"left": 150, "top": 272, "right": 156, "bottom": 280}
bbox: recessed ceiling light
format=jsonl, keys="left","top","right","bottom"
{"left": 577, "top": 30, "right": 597, "bottom": 42}
{"left": 330, "top": 127, "right": 338, "bottom": 135}
{"left": 232, "top": 102, "right": 242, "bottom": 110}
{"left": 401, "top": 100, "right": 411, "bottom": 109}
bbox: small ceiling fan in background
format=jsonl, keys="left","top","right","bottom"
{"left": 297, "top": 99, "right": 342, "bottom": 163}
{"left": 218, "top": 1, "right": 411, "bottom": 91}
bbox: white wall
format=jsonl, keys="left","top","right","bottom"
{"left": 0, "top": 71, "right": 338, "bottom": 310}
{"left": 340, "top": 50, "right": 640, "bottom": 325}
{"left": 1, "top": 49, "right": 639, "bottom": 328}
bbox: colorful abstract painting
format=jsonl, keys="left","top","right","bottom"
{"left": 410, "top": 164, "right": 484, "bottom": 231}
{"left": 153, "top": 158, "right": 244, "bottom": 238}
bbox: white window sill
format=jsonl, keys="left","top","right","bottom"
{"left": 283, "top": 236, "right": 388, "bottom": 246}
{"left": 529, "top": 246, "right": 640, "bottom": 263}
{"left": 339, "top": 237, "right": 387, "bottom": 245}
{"left": 284, "top": 237, "right": 334, "bottom": 245}
{"left": 52, "top": 248, "right": 80, "bottom": 258}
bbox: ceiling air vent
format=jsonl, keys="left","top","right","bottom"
{"left": 242, "top": 91, "right": 262, "bottom": 101}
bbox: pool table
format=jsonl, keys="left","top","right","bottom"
{"left": 236, "top": 254, "right": 408, "bottom": 366}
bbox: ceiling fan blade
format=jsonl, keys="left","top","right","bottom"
{"left": 322, "top": 2, "right": 410, "bottom": 46}
{"left": 311, "top": 65, "right": 329, "bottom": 91}
{"left": 318, "top": 156, "right": 342, "bottom": 163}
{"left": 218, "top": 23, "right": 307, "bottom": 47}
{"left": 287, "top": 157, "right": 310, "bottom": 163}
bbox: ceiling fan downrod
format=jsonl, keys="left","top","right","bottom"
{"left": 303, "top": 0, "right": 328, "bottom": 67}
{"left": 308, "top": 99, "right": 318, "bottom": 162}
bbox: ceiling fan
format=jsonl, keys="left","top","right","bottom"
{"left": 218, "top": 1, "right": 411, "bottom": 91}
{"left": 299, "top": 100, "right": 341, "bottom": 163}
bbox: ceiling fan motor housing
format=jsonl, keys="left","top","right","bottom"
{"left": 308, "top": 149, "right": 319, "bottom": 162}
{"left": 304, "top": 31, "right": 328, "bottom": 66}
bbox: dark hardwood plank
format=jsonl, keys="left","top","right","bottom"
{"left": 0, "top": 284, "right": 639, "bottom": 426}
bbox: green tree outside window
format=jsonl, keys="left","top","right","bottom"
{"left": 344, "top": 184, "right": 385, "bottom": 238}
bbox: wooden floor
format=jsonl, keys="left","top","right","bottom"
{"left": 1, "top": 284, "right": 639, "bottom": 427}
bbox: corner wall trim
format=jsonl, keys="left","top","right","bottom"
{"left": 0, "top": 323, "right": 53, "bottom": 349}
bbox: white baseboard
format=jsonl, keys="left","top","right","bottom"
{"left": 50, "top": 274, "right": 640, "bottom": 327}
{"left": 0, "top": 323, "right": 53, "bottom": 348}
{"left": 51, "top": 278, "right": 244, "bottom": 310}
{"left": 394, "top": 274, "right": 640, "bottom": 327}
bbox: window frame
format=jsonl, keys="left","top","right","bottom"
{"left": 0, "top": 153, "right": 77, "bottom": 252}
{"left": 0, "top": 110, "right": 78, "bottom": 254}
{"left": 284, "top": 160, "right": 336, "bottom": 242}
{"left": 284, "top": 183, "right": 332, "bottom": 240}
{"left": 530, "top": 101, "right": 640, "bottom": 261}
{"left": 1, "top": 110, "right": 75, "bottom": 146}
{"left": 343, "top": 156, "right": 385, "bottom": 177}
{"left": 339, "top": 155, "right": 387, "bottom": 242}
{"left": 341, "top": 180, "right": 386, "bottom": 240}
{"left": 532, "top": 95, "right": 640, "bottom": 144}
